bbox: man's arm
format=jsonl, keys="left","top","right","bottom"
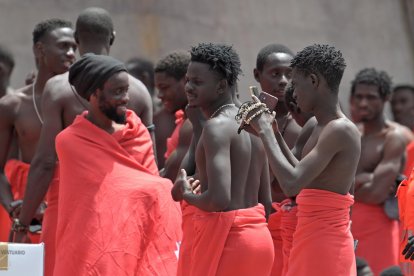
{"left": 181, "top": 122, "right": 231, "bottom": 211}
{"left": 18, "top": 82, "right": 63, "bottom": 227}
{"left": 355, "top": 131, "right": 406, "bottom": 204}
{"left": 255, "top": 116, "right": 352, "bottom": 197}
{"left": 0, "top": 97, "right": 16, "bottom": 214}
{"left": 259, "top": 156, "right": 272, "bottom": 219}
{"left": 162, "top": 119, "right": 193, "bottom": 181}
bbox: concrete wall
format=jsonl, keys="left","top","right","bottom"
{"left": 1, "top": 0, "right": 413, "bottom": 115}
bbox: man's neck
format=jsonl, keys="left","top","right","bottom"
{"left": 33, "top": 69, "right": 55, "bottom": 95}
{"left": 80, "top": 44, "right": 109, "bottom": 56}
{"left": 202, "top": 95, "right": 233, "bottom": 119}
{"left": 275, "top": 102, "right": 288, "bottom": 118}
{"left": 85, "top": 110, "right": 123, "bottom": 134}
{"left": 362, "top": 115, "right": 387, "bottom": 136}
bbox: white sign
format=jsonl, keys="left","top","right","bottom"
{"left": 0, "top": 242, "right": 44, "bottom": 276}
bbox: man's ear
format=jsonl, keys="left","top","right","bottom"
{"left": 253, "top": 68, "right": 260, "bottom": 82}
{"left": 217, "top": 79, "right": 227, "bottom": 94}
{"left": 32, "top": 42, "right": 43, "bottom": 59}
{"left": 109, "top": 31, "right": 116, "bottom": 45}
{"left": 309, "top": 73, "right": 320, "bottom": 89}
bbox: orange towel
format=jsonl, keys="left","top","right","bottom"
{"left": 352, "top": 201, "right": 399, "bottom": 275}
{"left": 268, "top": 209, "right": 283, "bottom": 276}
{"left": 40, "top": 165, "right": 59, "bottom": 276}
{"left": 190, "top": 204, "right": 274, "bottom": 276}
{"left": 276, "top": 200, "right": 298, "bottom": 276}
{"left": 404, "top": 141, "right": 414, "bottom": 177}
{"left": 177, "top": 200, "right": 197, "bottom": 276}
{"left": 3, "top": 159, "right": 40, "bottom": 243}
{"left": 397, "top": 169, "right": 414, "bottom": 275}
{"left": 287, "top": 189, "right": 356, "bottom": 276}
{"left": 164, "top": 109, "right": 185, "bottom": 160}
{"left": 53, "top": 110, "right": 181, "bottom": 276}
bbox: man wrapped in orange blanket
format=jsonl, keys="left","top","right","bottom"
{"left": 53, "top": 54, "right": 181, "bottom": 276}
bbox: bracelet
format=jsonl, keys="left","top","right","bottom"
{"left": 146, "top": 124, "right": 156, "bottom": 132}
{"left": 11, "top": 218, "right": 29, "bottom": 233}
{"left": 245, "top": 107, "right": 269, "bottom": 124}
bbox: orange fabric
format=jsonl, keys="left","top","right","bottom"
{"left": 164, "top": 109, "right": 185, "bottom": 160}
{"left": 287, "top": 189, "right": 356, "bottom": 276}
{"left": 268, "top": 209, "right": 283, "bottom": 276}
{"left": 40, "top": 165, "right": 59, "bottom": 276}
{"left": 54, "top": 110, "right": 181, "bottom": 276}
{"left": 3, "top": 160, "right": 40, "bottom": 243}
{"left": 273, "top": 200, "right": 298, "bottom": 276}
{"left": 190, "top": 204, "right": 274, "bottom": 276}
{"left": 177, "top": 200, "right": 197, "bottom": 276}
{"left": 397, "top": 169, "right": 414, "bottom": 275}
{"left": 404, "top": 141, "right": 414, "bottom": 177}
{"left": 352, "top": 202, "right": 399, "bottom": 275}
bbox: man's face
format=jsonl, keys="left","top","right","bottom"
{"left": 185, "top": 61, "right": 221, "bottom": 108}
{"left": 351, "top": 83, "right": 385, "bottom": 122}
{"left": 291, "top": 68, "right": 314, "bottom": 113}
{"left": 38, "top": 27, "right": 76, "bottom": 75}
{"left": 155, "top": 72, "right": 187, "bottom": 113}
{"left": 391, "top": 89, "right": 414, "bottom": 124}
{"left": 97, "top": 71, "right": 129, "bottom": 124}
{"left": 255, "top": 52, "right": 292, "bottom": 102}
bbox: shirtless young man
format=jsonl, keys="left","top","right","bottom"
{"left": 350, "top": 68, "right": 406, "bottom": 275}
{"left": 174, "top": 43, "right": 274, "bottom": 276}
{"left": 14, "top": 7, "right": 153, "bottom": 276}
{"left": 0, "top": 18, "right": 76, "bottom": 242}
{"left": 244, "top": 44, "right": 360, "bottom": 275}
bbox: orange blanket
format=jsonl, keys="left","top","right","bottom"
{"left": 164, "top": 109, "right": 185, "bottom": 160}
{"left": 40, "top": 165, "right": 59, "bottom": 276}
{"left": 53, "top": 110, "right": 182, "bottom": 276}
{"left": 190, "top": 204, "right": 274, "bottom": 276}
{"left": 352, "top": 201, "right": 399, "bottom": 275}
{"left": 268, "top": 210, "right": 283, "bottom": 276}
{"left": 404, "top": 141, "right": 414, "bottom": 177}
{"left": 2, "top": 160, "right": 40, "bottom": 243}
{"left": 177, "top": 201, "right": 197, "bottom": 276}
{"left": 287, "top": 189, "right": 355, "bottom": 276}
{"left": 397, "top": 169, "right": 414, "bottom": 275}
{"left": 273, "top": 200, "right": 298, "bottom": 276}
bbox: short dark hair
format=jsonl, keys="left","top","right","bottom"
{"left": 256, "top": 44, "right": 294, "bottom": 72}
{"left": 351, "top": 68, "right": 392, "bottom": 100}
{"left": 0, "top": 45, "right": 14, "bottom": 71}
{"left": 291, "top": 44, "right": 346, "bottom": 93}
{"left": 32, "top": 18, "right": 72, "bottom": 44}
{"left": 154, "top": 51, "right": 190, "bottom": 80}
{"left": 393, "top": 84, "right": 414, "bottom": 95}
{"left": 284, "top": 82, "right": 297, "bottom": 112}
{"left": 126, "top": 57, "right": 154, "bottom": 82}
{"left": 190, "top": 43, "right": 242, "bottom": 87}
{"left": 76, "top": 7, "right": 113, "bottom": 43}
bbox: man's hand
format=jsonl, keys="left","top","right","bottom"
{"left": 171, "top": 169, "right": 200, "bottom": 201}
{"left": 403, "top": 235, "right": 414, "bottom": 260}
{"left": 185, "top": 105, "right": 205, "bottom": 131}
{"left": 8, "top": 200, "right": 23, "bottom": 219}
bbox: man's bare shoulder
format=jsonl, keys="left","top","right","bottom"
{"left": 0, "top": 85, "right": 31, "bottom": 111}
{"left": 43, "top": 72, "right": 72, "bottom": 101}
{"left": 323, "top": 117, "right": 361, "bottom": 145}
{"left": 127, "top": 74, "right": 150, "bottom": 96}
{"left": 384, "top": 122, "right": 407, "bottom": 148}
{"left": 202, "top": 116, "right": 234, "bottom": 141}
{"left": 386, "top": 120, "right": 414, "bottom": 144}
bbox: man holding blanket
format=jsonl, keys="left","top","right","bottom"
{"left": 53, "top": 53, "right": 181, "bottom": 276}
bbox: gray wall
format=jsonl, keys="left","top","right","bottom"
{"left": 1, "top": 0, "right": 413, "bottom": 115}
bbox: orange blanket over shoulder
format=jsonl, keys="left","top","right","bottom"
{"left": 53, "top": 110, "right": 182, "bottom": 276}
{"left": 0, "top": 160, "right": 40, "bottom": 243}
{"left": 352, "top": 202, "right": 399, "bottom": 275}
{"left": 189, "top": 204, "right": 274, "bottom": 276}
{"left": 164, "top": 109, "right": 185, "bottom": 160}
{"left": 287, "top": 189, "right": 355, "bottom": 276}
{"left": 397, "top": 168, "right": 414, "bottom": 275}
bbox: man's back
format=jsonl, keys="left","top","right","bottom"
{"left": 0, "top": 85, "right": 42, "bottom": 163}
{"left": 302, "top": 117, "right": 361, "bottom": 194}
{"left": 196, "top": 108, "right": 269, "bottom": 211}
